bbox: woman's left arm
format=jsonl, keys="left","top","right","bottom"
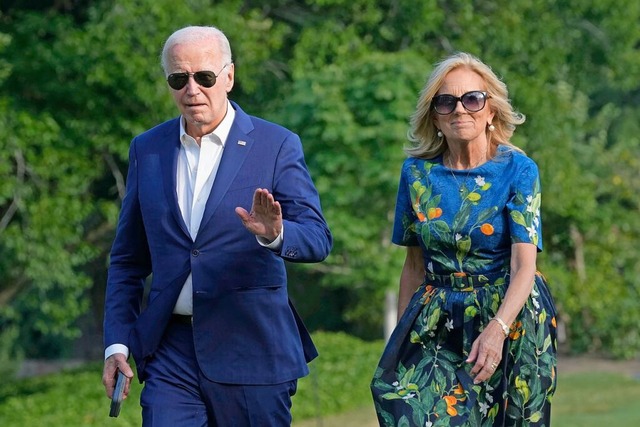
{"left": 467, "top": 243, "right": 537, "bottom": 382}
{"left": 495, "top": 242, "right": 537, "bottom": 326}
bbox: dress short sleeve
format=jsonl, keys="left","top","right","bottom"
{"left": 392, "top": 161, "right": 419, "bottom": 246}
{"left": 506, "top": 159, "right": 543, "bottom": 251}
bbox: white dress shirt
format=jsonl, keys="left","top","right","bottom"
{"left": 172, "top": 102, "right": 235, "bottom": 314}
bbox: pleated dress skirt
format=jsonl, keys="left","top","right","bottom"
{"left": 371, "top": 272, "right": 558, "bottom": 427}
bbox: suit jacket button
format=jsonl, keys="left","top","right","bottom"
{"left": 284, "top": 247, "right": 298, "bottom": 258}
{"left": 191, "top": 249, "right": 200, "bottom": 257}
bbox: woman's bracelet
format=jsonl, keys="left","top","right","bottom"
{"left": 490, "top": 316, "right": 510, "bottom": 337}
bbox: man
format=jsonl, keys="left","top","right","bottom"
{"left": 102, "top": 25, "right": 332, "bottom": 426}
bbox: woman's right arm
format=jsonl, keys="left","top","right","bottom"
{"left": 397, "top": 246, "right": 425, "bottom": 321}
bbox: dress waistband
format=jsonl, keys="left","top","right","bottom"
{"left": 424, "top": 272, "right": 509, "bottom": 291}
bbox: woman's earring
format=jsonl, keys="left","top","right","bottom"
{"left": 488, "top": 124, "right": 495, "bottom": 132}
{"left": 437, "top": 130, "right": 443, "bottom": 138}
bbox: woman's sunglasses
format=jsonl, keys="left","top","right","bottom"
{"left": 167, "top": 64, "right": 229, "bottom": 90}
{"left": 432, "top": 91, "right": 489, "bottom": 115}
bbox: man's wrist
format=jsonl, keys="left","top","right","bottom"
{"left": 105, "top": 344, "right": 129, "bottom": 361}
{"left": 257, "top": 226, "right": 284, "bottom": 250}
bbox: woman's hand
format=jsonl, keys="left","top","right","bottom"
{"left": 466, "top": 321, "right": 507, "bottom": 383}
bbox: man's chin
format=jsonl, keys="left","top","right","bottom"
{"left": 185, "top": 114, "right": 207, "bottom": 125}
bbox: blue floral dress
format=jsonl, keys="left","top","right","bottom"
{"left": 371, "top": 147, "right": 558, "bottom": 427}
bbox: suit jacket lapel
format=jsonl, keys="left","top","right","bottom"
{"left": 160, "top": 119, "right": 191, "bottom": 239}
{"left": 197, "top": 103, "right": 255, "bottom": 236}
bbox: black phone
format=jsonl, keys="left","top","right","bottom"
{"left": 109, "top": 370, "right": 126, "bottom": 417}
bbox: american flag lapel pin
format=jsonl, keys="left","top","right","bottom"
{"left": 237, "top": 140, "right": 247, "bottom": 146}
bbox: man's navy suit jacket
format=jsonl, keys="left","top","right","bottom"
{"left": 103, "top": 101, "right": 332, "bottom": 385}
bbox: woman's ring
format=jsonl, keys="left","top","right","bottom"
{"left": 490, "top": 362, "right": 498, "bottom": 370}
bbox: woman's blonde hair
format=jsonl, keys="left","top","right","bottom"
{"left": 406, "top": 52, "right": 525, "bottom": 159}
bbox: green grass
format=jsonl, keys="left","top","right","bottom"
{"left": 552, "top": 371, "right": 640, "bottom": 426}
{"left": 291, "top": 331, "right": 385, "bottom": 420}
{"left": 1, "top": 332, "right": 639, "bottom": 426}
{"left": 0, "top": 331, "right": 384, "bottom": 426}
{"left": 0, "top": 363, "right": 142, "bottom": 426}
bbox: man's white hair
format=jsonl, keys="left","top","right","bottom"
{"left": 161, "top": 26, "right": 233, "bottom": 74}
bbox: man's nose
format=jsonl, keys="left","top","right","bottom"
{"left": 185, "top": 76, "right": 201, "bottom": 93}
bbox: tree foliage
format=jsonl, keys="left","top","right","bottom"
{"left": 0, "top": 0, "right": 639, "bottom": 360}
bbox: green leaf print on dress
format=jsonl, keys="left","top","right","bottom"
{"left": 406, "top": 162, "right": 500, "bottom": 274}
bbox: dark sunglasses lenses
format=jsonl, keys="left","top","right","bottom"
{"left": 167, "top": 71, "right": 217, "bottom": 90}
{"left": 433, "top": 91, "right": 487, "bottom": 114}
{"left": 460, "top": 91, "right": 486, "bottom": 111}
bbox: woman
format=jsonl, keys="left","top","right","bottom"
{"left": 371, "top": 52, "right": 558, "bottom": 426}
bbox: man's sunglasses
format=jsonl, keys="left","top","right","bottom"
{"left": 432, "top": 91, "right": 489, "bottom": 115}
{"left": 167, "top": 64, "right": 230, "bottom": 90}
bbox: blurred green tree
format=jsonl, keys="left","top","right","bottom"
{"left": 0, "top": 0, "right": 638, "bottom": 360}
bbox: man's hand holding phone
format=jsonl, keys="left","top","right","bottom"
{"left": 109, "top": 370, "right": 127, "bottom": 417}
{"left": 102, "top": 353, "right": 133, "bottom": 418}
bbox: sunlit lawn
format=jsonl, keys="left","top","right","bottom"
{"left": 552, "top": 371, "right": 640, "bottom": 426}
